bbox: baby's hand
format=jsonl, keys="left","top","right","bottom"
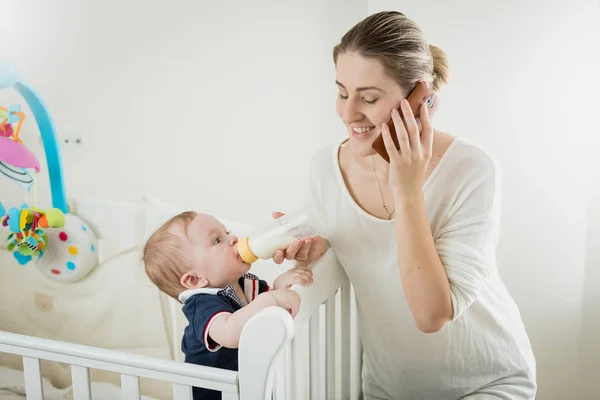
{"left": 270, "top": 289, "right": 302, "bottom": 318}
{"left": 273, "top": 265, "right": 314, "bottom": 290}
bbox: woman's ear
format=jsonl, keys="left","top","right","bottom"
{"left": 180, "top": 271, "right": 209, "bottom": 289}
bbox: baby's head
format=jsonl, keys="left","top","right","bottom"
{"left": 143, "top": 211, "right": 250, "bottom": 299}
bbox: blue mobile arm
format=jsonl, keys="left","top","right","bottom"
{"left": 0, "top": 60, "right": 68, "bottom": 213}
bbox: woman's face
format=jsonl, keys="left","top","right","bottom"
{"left": 335, "top": 51, "right": 406, "bottom": 158}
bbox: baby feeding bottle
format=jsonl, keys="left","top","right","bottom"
{"left": 237, "top": 207, "right": 326, "bottom": 264}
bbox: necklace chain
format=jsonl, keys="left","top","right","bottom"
{"left": 372, "top": 156, "right": 395, "bottom": 220}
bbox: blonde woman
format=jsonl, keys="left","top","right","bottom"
{"left": 274, "top": 11, "right": 536, "bottom": 400}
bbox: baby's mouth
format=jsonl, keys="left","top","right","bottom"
{"left": 236, "top": 252, "right": 248, "bottom": 264}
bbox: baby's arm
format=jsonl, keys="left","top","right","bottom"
{"left": 273, "top": 265, "right": 314, "bottom": 290}
{"left": 208, "top": 290, "right": 300, "bottom": 349}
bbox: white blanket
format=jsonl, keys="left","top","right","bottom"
{"left": 0, "top": 366, "right": 160, "bottom": 400}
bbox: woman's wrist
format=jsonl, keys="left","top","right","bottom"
{"left": 394, "top": 187, "right": 425, "bottom": 206}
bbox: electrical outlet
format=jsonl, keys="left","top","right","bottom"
{"left": 62, "top": 136, "right": 83, "bottom": 145}
{"left": 38, "top": 130, "right": 86, "bottom": 146}
{"left": 61, "top": 130, "right": 85, "bottom": 146}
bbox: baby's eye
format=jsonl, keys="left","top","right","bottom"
{"left": 213, "top": 237, "right": 222, "bottom": 245}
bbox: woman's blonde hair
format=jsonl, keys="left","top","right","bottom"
{"left": 333, "top": 11, "right": 449, "bottom": 93}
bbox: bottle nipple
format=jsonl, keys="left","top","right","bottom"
{"left": 237, "top": 237, "right": 258, "bottom": 264}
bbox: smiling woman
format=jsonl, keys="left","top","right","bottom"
{"left": 295, "top": 10, "right": 537, "bottom": 400}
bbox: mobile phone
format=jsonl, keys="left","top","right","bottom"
{"left": 371, "top": 81, "right": 437, "bottom": 163}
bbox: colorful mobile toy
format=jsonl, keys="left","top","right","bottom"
{"left": 0, "top": 103, "right": 59, "bottom": 264}
{"left": 0, "top": 202, "right": 65, "bottom": 263}
{"left": 0, "top": 60, "right": 98, "bottom": 283}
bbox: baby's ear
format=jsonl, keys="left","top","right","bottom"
{"left": 180, "top": 271, "right": 209, "bottom": 289}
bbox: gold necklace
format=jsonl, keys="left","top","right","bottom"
{"left": 372, "top": 156, "right": 395, "bottom": 220}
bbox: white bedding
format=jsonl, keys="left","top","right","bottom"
{"left": 0, "top": 366, "right": 160, "bottom": 400}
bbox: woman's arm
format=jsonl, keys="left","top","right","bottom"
{"left": 381, "top": 102, "right": 452, "bottom": 332}
{"left": 382, "top": 101, "right": 499, "bottom": 333}
{"left": 394, "top": 162, "right": 500, "bottom": 334}
{"left": 394, "top": 191, "right": 453, "bottom": 333}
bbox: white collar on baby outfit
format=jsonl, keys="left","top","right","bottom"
{"left": 178, "top": 288, "right": 220, "bottom": 303}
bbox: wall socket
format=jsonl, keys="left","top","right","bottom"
{"left": 62, "top": 136, "right": 83, "bottom": 145}
{"left": 38, "top": 131, "right": 85, "bottom": 146}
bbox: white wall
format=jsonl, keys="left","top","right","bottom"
{"left": 0, "top": 0, "right": 366, "bottom": 224}
{"left": 2, "top": 0, "right": 599, "bottom": 399}
{"left": 367, "top": 1, "right": 598, "bottom": 399}
{"left": 579, "top": 4, "right": 600, "bottom": 397}
{"left": 580, "top": 161, "right": 600, "bottom": 399}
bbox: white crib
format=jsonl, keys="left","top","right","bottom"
{"left": 0, "top": 198, "right": 363, "bottom": 400}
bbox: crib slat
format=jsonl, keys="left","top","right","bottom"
{"left": 286, "top": 342, "right": 294, "bottom": 400}
{"left": 71, "top": 365, "right": 92, "bottom": 400}
{"left": 290, "top": 337, "right": 304, "bottom": 400}
{"left": 326, "top": 295, "right": 336, "bottom": 399}
{"left": 22, "top": 356, "right": 43, "bottom": 399}
{"left": 274, "top": 342, "right": 291, "bottom": 400}
{"left": 172, "top": 383, "right": 192, "bottom": 400}
{"left": 289, "top": 338, "right": 297, "bottom": 399}
{"left": 309, "top": 313, "right": 321, "bottom": 400}
{"left": 121, "top": 374, "right": 140, "bottom": 399}
{"left": 272, "top": 346, "right": 284, "bottom": 400}
{"left": 351, "top": 285, "right": 362, "bottom": 400}
{"left": 170, "top": 296, "right": 183, "bottom": 362}
{"left": 341, "top": 282, "right": 351, "bottom": 400}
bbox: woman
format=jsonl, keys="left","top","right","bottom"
{"left": 275, "top": 10, "right": 536, "bottom": 399}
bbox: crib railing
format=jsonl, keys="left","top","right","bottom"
{"left": 0, "top": 329, "right": 241, "bottom": 399}
{"left": 238, "top": 250, "right": 363, "bottom": 400}
{"left": 0, "top": 250, "right": 360, "bottom": 400}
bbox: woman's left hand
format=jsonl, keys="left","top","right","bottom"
{"left": 271, "top": 212, "right": 328, "bottom": 265}
{"left": 380, "top": 99, "right": 434, "bottom": 198}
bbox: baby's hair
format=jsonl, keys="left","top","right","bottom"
{"left": 143, "top": 211, "right": 197, "bottom": 299}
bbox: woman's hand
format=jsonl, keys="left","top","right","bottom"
{"left": 271, "top": 212, "right": 328, "bottom": 265}
{"left": 380, "top": 99, "right": 434, "bottom": 199}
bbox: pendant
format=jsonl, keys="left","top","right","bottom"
{"left": 383, "top": 206, "right": 394, "bottom": 220}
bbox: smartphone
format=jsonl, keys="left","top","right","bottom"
{"left": 371, "top": 81, "right": 437, "bottom": 163}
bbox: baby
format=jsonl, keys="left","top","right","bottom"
{"left": 143, "top": 211, "right": 319, "bottom": 400}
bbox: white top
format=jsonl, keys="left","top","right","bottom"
{"left": 307, "top": 137, "right": 536, "bottom": 399}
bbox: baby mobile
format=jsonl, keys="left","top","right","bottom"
{"left": 0, "top": 104, "right": 65, "bottom": 265}
{"left": 0, "top": 60, "right": 98, "bottom": 283}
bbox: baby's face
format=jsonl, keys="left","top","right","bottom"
{"left": 180, "top": 213, "right": 250, "bottom": 289}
